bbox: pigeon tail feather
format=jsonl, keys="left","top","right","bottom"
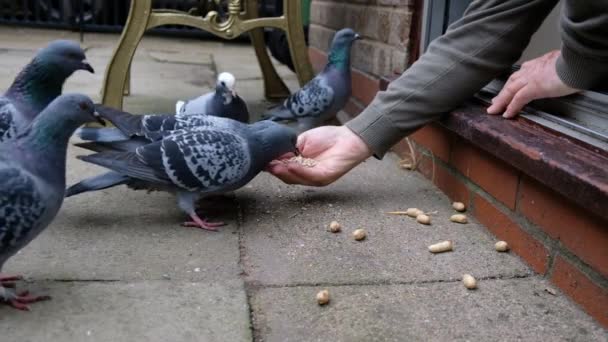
{"left": 76, "top": 127, "right": 129, "bottom": 142}
{"left": 66, "top": 171, "right": 130, "bottom": 197}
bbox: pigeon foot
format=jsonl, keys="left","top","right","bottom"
{"left": 0, "top": 279, "right": 50, "bottom": 311}
{"left": 182, "top": 213, "right": 225, "bottom": 231}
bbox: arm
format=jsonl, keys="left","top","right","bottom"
{"left": 487, "top": 0, "right": 608, "bottom": 118}
{"left": 556, "top": 0, "right": 608, "bottom": 89}
{"left": 269, "top": 0, "right": 560, "bottom": 186}
{"left": 347, "top": 0, "right": 559, "bottom": 158}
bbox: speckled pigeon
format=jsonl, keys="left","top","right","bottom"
{"left": 0, "top": 93, "right": 101, "bottom": 310}
{"left": 75, "top": 104, "right": 249, "bottom": 148}
{"left": 262, "top": 28, "right": 360, "bottom": 131}
{"left": 0, "top": 40, "right": 94, "bottom": 143}
{"left": 67, "top": 120, "right": 297, "bottom": 231}
{"left": 175, "top": 72, "right": 249, "bottom": 123}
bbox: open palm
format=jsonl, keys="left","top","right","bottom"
{"left": 267, "top": 126, "right": 372, "bottom": 186}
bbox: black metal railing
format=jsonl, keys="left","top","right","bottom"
{"left": 0, "top": 1, "right": 223, "bottom": 37}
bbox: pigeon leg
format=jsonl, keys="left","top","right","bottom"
{"left": 177, "top": 191, "right": 224, "bottom": 231}
{"left": 0, "top": 284, "right": 50, "bottom": 311}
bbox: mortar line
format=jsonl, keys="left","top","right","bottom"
{"left": 245, "top": 272, "right": 538, "bottom": 290}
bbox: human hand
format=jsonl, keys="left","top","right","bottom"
{"left": 266, "top": 125, "right": 372, "bottom": 186}
{"left": 487, "top": 50, "right": 580, "bottom": 118}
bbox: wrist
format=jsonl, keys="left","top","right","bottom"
{"left": 342, "top": 126, "right": 373, "bottom": 161}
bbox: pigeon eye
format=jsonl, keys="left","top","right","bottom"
{"left": 221, "top": 81, "right": 226, "bottom": 86}
{"left": 79, "top": 102, "right": 89, "bottom": 110}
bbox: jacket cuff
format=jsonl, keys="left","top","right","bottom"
{"left": 556, "top": 46, "right": 608, "bottom": 90}
{"left": 345, "top": 105, "right": 405, "bottom": 159}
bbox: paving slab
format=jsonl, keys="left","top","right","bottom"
{"left": 250, "top": 278, "right": 607, "bottom": 342}
{"left": 239, "top": 157, "right": 531, "bottom": 286}
{"left": 0, "top": 280, "right": 251, "bottom": 342}
{"left": 3, "top": 146, "right": 242, "bottom": 282}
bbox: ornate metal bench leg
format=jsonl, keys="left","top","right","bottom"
{"left": 124, "top": 61, "right": 131, "bottom": 96}
{"left": 245, "top": 0, "right": 290, "bottom": 100}
{"left": 283, "top": 0, "right": 314, "bottom": 86}
{"left": 101, "top": 0, "right": 152, "bottom": 108}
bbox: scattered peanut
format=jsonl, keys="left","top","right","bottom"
{"left": 462, "top": 274, "right": 477, "bottom": 289}
{"left": 386, "top": 211, "right": 409, "bottom": 215}
{"left": 406, "top": 208, "right": 423, "bottom": 218}
{"left": 316, "top": 289, "right": 330, "bottom": 305}
{"left": 353, "top": 229, "right": 367, "bottom": 241}
{"left": 328, "top": 221, "right": 342, "bottom": 233}
{"left": 450, "top": 214, "right": 468, "bottom": 224}
{"left": 416, "top": 214, "right": 431, "bottom": 225}
{"left": 495, "top": 241, "right": 509, "bottom": 252}
{"left": 428, "top": 240, "right": 453, "bottom": 253}
{"left": 452, "top": 202, "right": 466, "bottom": 212}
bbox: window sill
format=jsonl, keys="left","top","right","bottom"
{"left": 439, "top": 101, "right": 608, "bottom": 221}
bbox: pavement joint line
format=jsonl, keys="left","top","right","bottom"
{"left": 236, "top": 197, "right": 258, "bottom": 342}
{"left": 245, "top": 273, "right": 538, "bottom": 290}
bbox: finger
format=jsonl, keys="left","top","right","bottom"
{"left": 503, "top": 85, "right": 537, "bottom": 118}
{"left": 487, "top": 78, "right": 527, "bottom": 114}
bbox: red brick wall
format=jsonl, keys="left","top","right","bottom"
{"left": 309, "top": 0, "right": 608, "bottom": 327}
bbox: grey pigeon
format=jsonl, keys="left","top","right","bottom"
{"left": 0, "top": 40, "right": 94, "bottom": 142}
{"left": 262, "top": 28, "right": 360, "bottom": 131}
{"left": 75, "top": 104, "right": 248, "bottom": 148}
{"left": 0, "top": 94, "right": 101, "bottom": 310}
{"left": 67, "top": 120, "right": 297, "bottom": 231}
{"left": 176, "top": 72, "right": 249, "bottom": 123}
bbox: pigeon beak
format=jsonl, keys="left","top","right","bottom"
{"left": 93, "top": 111, "right": 106, "bottom": 126}
{"left": 81, "top": 60, "right": 95, "bottom": 73}
{"left": 354, "top": 33, "right": 362, "bottom": 40}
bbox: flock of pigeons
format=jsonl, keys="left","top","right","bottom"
{"left": 0, "top": 28, "right": 359, "bottom": 310}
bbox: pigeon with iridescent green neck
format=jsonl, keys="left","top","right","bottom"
{"left": 0, "top": 40, "right": 94, "bottom": 142}
{"left": 0, "top": 93, "right": 102, "bottom": 311}
{"left": 262, "top": 28, "right": 360, "bottom": 131}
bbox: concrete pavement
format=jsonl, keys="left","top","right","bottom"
{"left": 0, "top": 27, "right": 605, "bottom": 341}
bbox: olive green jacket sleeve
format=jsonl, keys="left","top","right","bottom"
{"left": 346, "top": 0, "right": 561, "bottom": 158}
{"left": 556, "top": 1, "right": 608, "bottom": 89}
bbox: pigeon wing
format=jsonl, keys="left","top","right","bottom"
{"left": 0, "top": 98, "right": 17, "bottom": 142}
{"left": 154, "top": 129, "right": 251, "bottom": 192}
{"left": 285, "top": 77, "right": 334, "bottom": 118}
{"left": 0, "top": 167, "right": 45, "bottom": 251}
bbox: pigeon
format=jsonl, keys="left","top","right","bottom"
{"left": 262, "top": 28, "right": 360, "bottom": 131}
{"left": 75, "top": 104, "right": 248, "bottom": 148}
{"left": 0, "top": 40, "right": 94, "bottom": 143}
{"left": 67, "top": 120, "right": 297, "bottom": 231}
{"left": 175, "top": 72, "right": 249, "bottom": 123}
{"left": 0, "top": 93, "right": 102, "bottom": 310}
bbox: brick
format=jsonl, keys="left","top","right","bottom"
{"left": 351, "top": 69, "right": 379, "bottom": 106}
{"left": 551, "top": 256, "right": 608, "bottom": 327}
{"left": 519, "top": 177, "right": 608, "bottom": 277}
{"left": 473, "top": 194, "right": 550, "bottom": 274}
{"left": 308, "top": 47, "right": 327, "bottom": 74}
{"left": 308, "top": 24, "right": 335, "bottom": 52}
{"left": 410, "top": 124, "right": 451, "bottom": 162}
{"left": 450, "top": 143, "right": 519, "bottom": 210}
{"left": 417, "top": 154, "right": 470, "bottom": 204}
{"left": 343, "top": 97, "right": 364, "bottom": 118}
